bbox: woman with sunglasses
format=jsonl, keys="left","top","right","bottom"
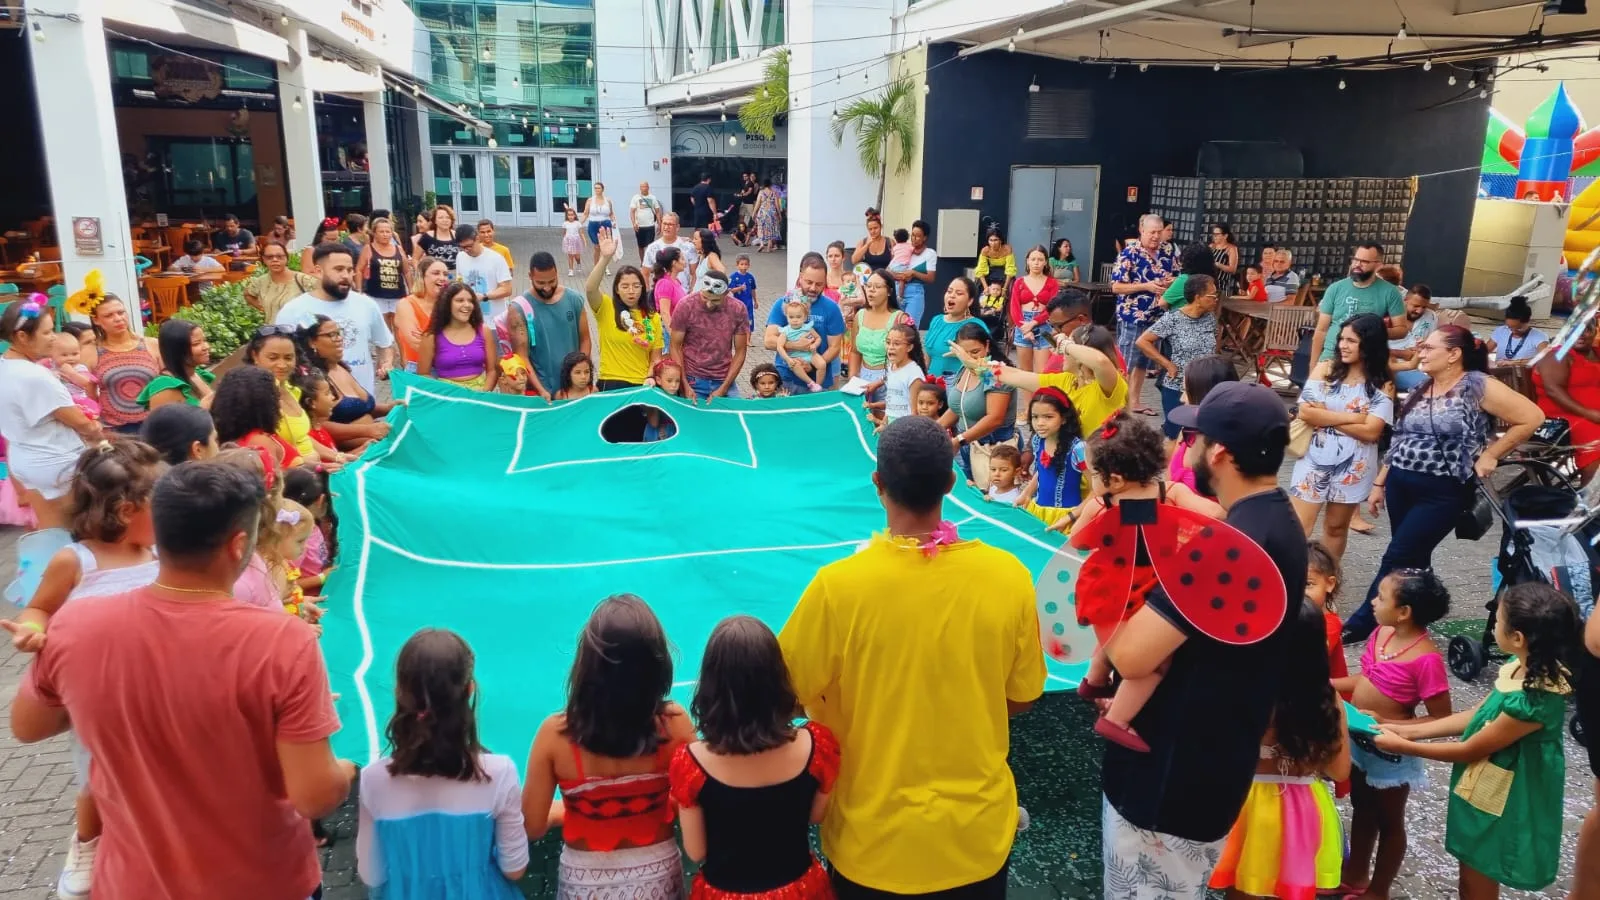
{"left": 245, "top": 241, "right": 319, "bottom": 322}
{"left": 298, "top": 316, "right": 395, "bottom": 449}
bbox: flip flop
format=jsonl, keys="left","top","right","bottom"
{"left": 1132, "top": 406, "right": 1158, "bottom": 416}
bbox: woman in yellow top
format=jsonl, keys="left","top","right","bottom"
{"left": 585, "top": 228, "right": 663, "bottom": 390}
{"left": 973, "top": 229, "right": 1017, "bottom": 299}
{"left": 993, "top": 324, "right": 1127, "bottom": 436}
{"left": 241, "top": 327, "right": 346, "bottom": 467}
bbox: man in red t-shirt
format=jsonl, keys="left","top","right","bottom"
{"left": 6, "top": 462, "right": 356, "bottom": 900}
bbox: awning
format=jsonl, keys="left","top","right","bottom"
{"left": 382, "top": 72, "right": 492, "bottom": 137}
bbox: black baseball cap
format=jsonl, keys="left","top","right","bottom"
{"left": 1167, "top": 381, "right": 1288, "bottom": 461}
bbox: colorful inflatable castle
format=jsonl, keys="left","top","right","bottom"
{"left": 1482, "top": 83, "right": 1600, "bottom": 202}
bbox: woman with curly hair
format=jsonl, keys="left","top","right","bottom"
{"left": 1208, "top": 600, "right": 1351, "bottom": 899}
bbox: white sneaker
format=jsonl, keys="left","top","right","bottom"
{"left": 58, "top": 834, "right": 97, "bottom": 899}
{"left": 1016, "top": 806, "right": 1031, "bottom": 833}
{"left": 567, "top": 268, "right": 575, "bottom": 276}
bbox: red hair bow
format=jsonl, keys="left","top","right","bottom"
{"left": 925, "top": 376, "right": 947, "bottom": 392}
{"left": 249, "top": 445, "right": 278, "bottom": 490}
{"left": 1100, "top": 422, "right": 1120, "bottom": 439}
{"left": 322, "top": 216, "right": 341, "bottom": 229}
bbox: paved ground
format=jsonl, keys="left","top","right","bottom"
{"left": 0, "top": 231, "right": 1588, "bottom": 897}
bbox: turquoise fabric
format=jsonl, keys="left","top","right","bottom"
{"left": 322, "top": 372, "right": 1085, "bottom": 770}
{"left": 371, "top": 812, "right": 522, "bottom": 900}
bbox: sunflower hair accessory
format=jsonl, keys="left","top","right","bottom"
{"left": 64, "top": 270, "right": 107, "bottom": 317}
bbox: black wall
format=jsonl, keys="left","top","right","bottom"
{"left": 0, "top": 43, "right": 52, "bottom": 229}
{"left": 919, "top": 44, "right": 1491, "bottom": 296}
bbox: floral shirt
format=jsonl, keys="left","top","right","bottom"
{"left": 1389, "top": 310, "right": 1437, "bottom": 351}
{"left": 1111, "top": 243, "right": 1177, "bottom": 327}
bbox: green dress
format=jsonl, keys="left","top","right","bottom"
{"left": 135, "top": 368, "right": 215, "bottom": 409}
{"left": 1445, "top": 660, "right": 1569, "bottom": 891}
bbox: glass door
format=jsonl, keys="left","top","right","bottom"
{"left": 514, "top": 155, "right": 540, "bottom": 227}
{"left": 549, "top": 156, "right": 574, "bottom": 223}
{"left": 432, "top": 152, "right": 485, "bottom": 221}
{"left": 491, "top": 154, "right": 515, "bottom": 227}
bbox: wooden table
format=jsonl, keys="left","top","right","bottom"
{"left": 1219, "top": 298, "right": 1272, "bottom": 371}
{"left": 0, "top": 270, "right": 63, "bottom": 295}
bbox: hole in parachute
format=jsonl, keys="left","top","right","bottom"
{"left": 600, "top": 404, "right": 679, "bottom": 444}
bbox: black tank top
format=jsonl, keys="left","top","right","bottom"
{"left": 692, "top": 740, "right": 822, "bottom": 892}
{"left": 860, "top": 237, "right": 892, "bottom": 271}
{"left": 367, "top": 245, "right": 407, "bottom": 299}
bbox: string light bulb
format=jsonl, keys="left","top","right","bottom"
{"left": 585, "top": 57, "right": 593, "bottom": 68}
{"left": 31, "top": 21, "right": 44, "bottom": 42}
{"left": 1480, "top": 89, "right": 1489, "bottom": 98}
{"left": 601, "top": 84, "right": 607, "bottom": 97}
{"left": 620, "top": 133, "right": 628, "bottom": 149}
{"left": 1007, "top": 39, "right": 1016, "bottom": 52}
{"left": 1028, "top": 76, "right": 1040, "bottom": 94}
{"left": 1397, "top": 24, "right": 1407, "bottom": 40}
{"left": 728, "top": 135, "right": 737, "bottom": 147}
{"left": 923, "top": 82, "right": 930, "bottom": 95}
{"left": 1448, "top": 75, "right": 1457, "bottom": 85}
{"left": 1338, "top": 79, "right": 1346, "bottom": 90}
{"left": 1213, "top": 61, "right": 1221, "bottom": 72}
{"left": 488, "top": 137, "right": 498, "bottom": 148}
{"left": 292, "top": 95, "right": 303, "bottom": 111}
{"left": 1139, "top": 63, "right": 1148, "bottom": 72}
{"left": 1468, "top": 78, "right": 1476, "bottom": 88}
{"left": 280, "top": 14, "right": 289, "bottom": 25}
{"left": 720, "top": 111, "right": 726, "bottom": 122}
{"left": 1423, "top": 59, "right": 1432, "bottom": 71}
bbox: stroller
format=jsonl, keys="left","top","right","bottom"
{"left": 1447, "top": 459, "right": 1599, "bottom": 744}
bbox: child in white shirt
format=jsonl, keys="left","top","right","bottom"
{"left": 866, "top": 324, "right": 926, "bottom": 428}
{"left": 985, "top": 444, "right": 1025, "bottom": 504}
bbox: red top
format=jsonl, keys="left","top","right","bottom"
{"left": 1322, "top": 609, "right": 1351, "bottom": 688}
{"left": 308, "top": 426, "right": 335, "bottom": 452}
{"left": 1009, "top": 274, "right": 1060, "bottom": 327}
{"left": 243, "top": 429, "right": 302, "bottom": 470}
{"left": 1244, "top": 280, "right": 1267, "bottom": 301}
{"left": 669, "top": 721, "right": 840, "bottom": 807}
{"left": 557, "top": 738, "right": 676, "bottom": 851}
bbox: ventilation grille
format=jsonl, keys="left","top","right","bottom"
{"left": 1026, "top": 89, "right": 1093, "bottom": 140}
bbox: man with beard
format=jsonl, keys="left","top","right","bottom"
{"left": 671, "top": 269, "right": 748, "bottom": 401}
{"left": 642, "top": 212, "right": 698, "bottom": 292}
{"left": 1388, "top": 285, "right": 1438, "bottom": 391}
{"left": 503, "top": 251, "right": 591, "bottom": 399}
{"left": 763, "top": 254, "right": 846, "bottom": 392}
{"left": 1309, "top": 242, "right": 1409, "bottom": 363}
{"left": 1099, "top": 381, "right": 1305, "bottom": 898}
{"left": 276, "top": 242, "right": 394, "bottom": 393}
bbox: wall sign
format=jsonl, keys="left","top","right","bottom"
{"left": 72, "top": 217, "right": 103, "bottom": 255}
{"left": 1126, "top": 186, "right": 1139, "bottom": 203}
{"left": 970, "top": 186, "right": 984, "bottom": 201}
{"left": 151, "top": 56, "right": 223, "bottom": 103}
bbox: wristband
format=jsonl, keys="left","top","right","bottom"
{"left": 18, "top": 622, "right": 43, "bottom": 633}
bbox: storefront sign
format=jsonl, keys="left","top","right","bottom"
{"left": 72, "top": 217, "right": 103, "bottom": 255}
{"left": 151, "top": 56, "right": 223, "bottom": 103}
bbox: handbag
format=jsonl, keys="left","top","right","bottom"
{"left": 1286, "top": 416, "right": 1313, "bottom": 459}
{"left": 1455, "top": 478, "right": 1495, "bottom": 541}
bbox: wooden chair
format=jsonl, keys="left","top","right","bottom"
{"left": 143, "top": 275, "right": 189, "bottom": 324}
{"left": 1098, "top": 262, "right": 1116, "bottom": 283}
{"left": 164, "top": 226, "right": 192, "bottom": 256}
{"left": 1256, "top": 305, "right": 1315, "bottom": 391}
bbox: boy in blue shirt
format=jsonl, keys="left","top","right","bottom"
{"left": 728, "top": 254, "right": 757, "bottom": 333}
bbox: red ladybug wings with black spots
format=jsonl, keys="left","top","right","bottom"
{"left": 1071, "top": 496, "right": 1287, "bottom": 645}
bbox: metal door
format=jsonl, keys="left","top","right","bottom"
{"left": 1008, "top": 166, "right": 1100, "bottom": 277}
{"left": 433, "top": 152, "right": 484, "bottom": 221}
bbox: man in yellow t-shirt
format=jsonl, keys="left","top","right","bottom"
{"left": 477, "top": 220, "right": 517, "bottom": 283}
{"left": 779, "top": 416, "right": 1047, "bottom": 897}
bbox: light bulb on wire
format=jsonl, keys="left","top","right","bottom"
{"left": 292, "top": 95, "right": 303, "bottom": 111}
{"left": 1338, "top": 79, "right": 1346, "bottom": 90}
{"left": 1213, "top": 61, "right": 1221, "bottom": 72}
{"left": 1448, "top": 75, "right": 1456, "bottom": 85}
{"left": 1468, "top": 78, "right": 1476, "bottom": 88}
{"left": 1139, "top": 63, "right": 1148, "bottom": 73}
{"left": 1397, "top": 24, "right": 1406, "bottom": 40}
{"left": 620, "top": 133, "right": 628, "bottom": 149}
{"left": 1007, "top": 39, "right": 1016, "bottom": 52}
{"left": 728, "top": 135, "right": 737, "bottom": 147}
{"left": 1423, "top": 59, "right": 1432, "bottom": 71}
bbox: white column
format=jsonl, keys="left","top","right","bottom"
{"left": 278, "top": 27, "right": 325, "bottom": 232}
{"left": 25, "top": 0, "right": 138, "bottom": 318}
{"left": 787, "top": 0, "right": 893, "bottom": 281}
{"left": 363, "top": 93, "right": 393, "bottom": 211}
{"left": 596, "top": 0, "right": 672, "bottom": 217}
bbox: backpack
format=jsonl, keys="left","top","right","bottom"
{"left": 493, "top": 294, "right": 536, "bottom": 358}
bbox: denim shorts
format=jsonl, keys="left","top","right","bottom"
{"left": 689, "top": 375, "right": 738, "bottom": 400}
{"left": 1013, "top": 326, "right": 1053, "bottom": 352}
{"left": 1116, "top": 321, "right": 1155, "bottom": 373}
{"left": 586, "top": 219, "right": 609, "bottom": 244}
{"left": 1350, "top": 736, "right": 1428, "bottom": 790}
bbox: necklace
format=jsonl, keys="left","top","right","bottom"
{"left": 154, "top": 582, "right": 230, "bottom": 597}
{"left": 1377, "top": 627, "right": 1427, "bottom": 661}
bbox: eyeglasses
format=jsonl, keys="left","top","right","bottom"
{"left": 318, "top": 329, "right": 344, "bottom": 341}
{"left": 255, "top": 324, "right": 297, "bottom": 338}
{"left": 1351, "top": 256, "right": 1382, "bottom": 265}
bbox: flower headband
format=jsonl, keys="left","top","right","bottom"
{"left": 275, "top": 508, "right": 302, "bottom": 526}
{"left": 15, "top": 293, "right": 47, "bottom": 321}
{"left": 64, "top": 270, "right": 107, "bottom": 317}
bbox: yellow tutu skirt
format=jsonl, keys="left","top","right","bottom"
{"left": 1020, "top": 500, "right": 1074, "bottom": 530}
{"left": 1208, "top": 776, "right": 1343, "bottom": 900}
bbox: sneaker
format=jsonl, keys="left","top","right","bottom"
{"left": 58, "top": 834, "right": 97, "bottom": 900}
{"left": 1016, "top": 806, "right": 1031, "bottom": 833}
{"left": 567, "top": 268, "right": 576, "bottom": 276}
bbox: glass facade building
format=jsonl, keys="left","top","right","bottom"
{"left": 410, "top": 0, "right": 600, "bottom": 226}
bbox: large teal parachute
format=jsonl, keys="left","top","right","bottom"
{"left": 320, "top": 373, "right": 1088, "bottom": 766}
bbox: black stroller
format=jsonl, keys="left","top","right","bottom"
{"left": 1446, "top": 459, "right": 1598, "bottom": 744}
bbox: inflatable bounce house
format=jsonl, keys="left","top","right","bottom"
{"left": 1481, "top": 83, "right": 1600, "bottom": 294}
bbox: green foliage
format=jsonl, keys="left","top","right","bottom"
{"left": 830, "top": 79, "right": 919, "bottom": 210}
{"left": 738, "top": 50, "right": 790, "bottom": 140}
{"left": 142, "top": 280, "right": 264, "bottom": 359}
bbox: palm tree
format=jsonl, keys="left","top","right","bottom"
{"left": 830, "top": 79, "right": 919, "bottom": 211}
{"left": 738, "top": 50, "right": 789, "bottom": 140}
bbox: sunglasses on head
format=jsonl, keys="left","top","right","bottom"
{"left": 256, "top": 324, "right": 298, "bottom": 338}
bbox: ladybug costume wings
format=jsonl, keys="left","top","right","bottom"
{"left": 1070, "top": 496, "right": 1287, "bottom": 645}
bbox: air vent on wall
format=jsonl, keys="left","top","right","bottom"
{"left": 1025, "top": 89, "right": 1092, "bottom": 140}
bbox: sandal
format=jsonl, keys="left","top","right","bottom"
{"left": 1131, "top": 406, "right": 1158, "bottom": 417}
{"left": 1094, "top": 716, "right": 1151, "bottom": 752}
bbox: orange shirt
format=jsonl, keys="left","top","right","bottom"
{"left": 396, "top": 293, "right": 433, "bottom": 367}
{"left": 24, "top": 586, "right": 339, "bottom": 899}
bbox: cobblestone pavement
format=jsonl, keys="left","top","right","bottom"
{"left": 0, "top": 233, "right": 1589, "bottom": 897}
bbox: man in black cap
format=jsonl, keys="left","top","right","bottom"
{"left": 1097, "top": 381, "right": 1307, "bottom": 898}
{"left": 671, "top": 269, "right": 748, "bottom": 401}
